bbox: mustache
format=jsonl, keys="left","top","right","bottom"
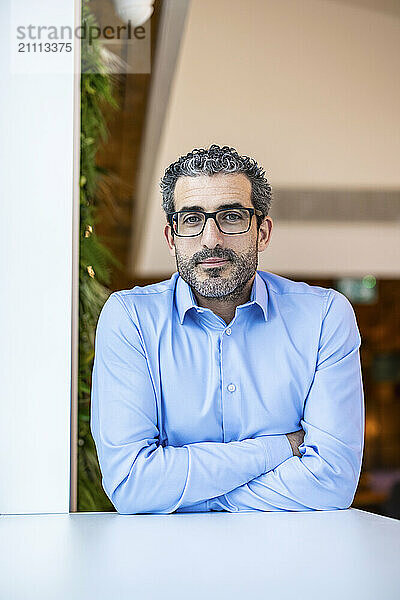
{"left": 193, "top": 248, "right": 237, "bottom": 264}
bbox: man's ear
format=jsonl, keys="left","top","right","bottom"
{"left": 164, "top": 223, "right": 176, "bottom": 257}
{"left": 257, "top": 216, "right": 273, "bottom": 253}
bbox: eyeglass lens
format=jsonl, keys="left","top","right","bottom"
{"left": 175, "top": 209, "right": 251, "bottom": 236}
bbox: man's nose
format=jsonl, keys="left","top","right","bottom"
{"left": 200, "top": 216, "right": 224, "bottom": 248}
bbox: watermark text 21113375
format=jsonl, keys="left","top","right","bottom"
{"left": 18, "top": 42, "right": 72, "bottom": 53}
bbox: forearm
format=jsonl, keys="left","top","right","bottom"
{"left": 175, "top": 433, "right": 294, "bottom": 513}
{"left": 209, "top": 413, "right": 364, "bottom": 513}
{"left": 103, "top": 434, "right": 292, "bottom": 514}
{"left": 210, "top": 463, "right": 360, "bottom": 513}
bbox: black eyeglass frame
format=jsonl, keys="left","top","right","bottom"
{"left": 167, "top": 207, "right": 265, "bottom": 237}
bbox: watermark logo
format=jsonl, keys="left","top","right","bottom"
{"left": 11, "top": 12, "right": 151, "bottom": 75}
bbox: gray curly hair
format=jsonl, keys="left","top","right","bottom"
{"left": 160, "top": 144, "right": 272, "bottom": 226}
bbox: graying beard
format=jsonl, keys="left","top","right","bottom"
{"left": 176, "top": 246, "right": 258, "bottom": 301}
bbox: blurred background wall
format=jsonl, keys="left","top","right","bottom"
{"left": 131, "top": 0, "right": 400, "bottom": 277}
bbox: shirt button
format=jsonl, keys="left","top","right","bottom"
{"left": 225, "top": 328, "right": 232, "bottom": 335}
{"left": 227, "top": 383, "right": 236, "bottom": 393}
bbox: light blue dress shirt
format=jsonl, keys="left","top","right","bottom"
{"left": 90, "top": 270, "right": 365, "bottom": 514}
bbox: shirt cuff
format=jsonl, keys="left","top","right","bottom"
{"left": 259, "top": 434, "right": 293, "bottom": 473}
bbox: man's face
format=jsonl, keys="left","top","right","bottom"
{"left": 164, "top": 173, "right": 272, "bottom": 300}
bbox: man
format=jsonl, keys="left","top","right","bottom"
{"left": 90, "top": 144, "right": 364, "bottom": 514}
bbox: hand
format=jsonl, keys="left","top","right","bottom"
{"left": 286, "top": 429, "right": 305, "bottom": 457}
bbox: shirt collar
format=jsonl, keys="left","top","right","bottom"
{"left": 175, "top": 271, "right": 268, "bottom": 325}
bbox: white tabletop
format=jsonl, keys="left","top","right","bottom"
{"left": 1, "top": 508, "right": 399, "bottom": 600}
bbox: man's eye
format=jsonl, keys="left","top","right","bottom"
{"left": 182, "top": 214, "right": 201, "bottom": 224}
{"left": 221, "top": 211, "right": 244, "bottom": 222}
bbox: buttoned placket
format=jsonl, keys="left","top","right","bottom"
{"left": 193, "top": 303, "right": 258, "bottom": 443}
{"left": 219, "top": 319, "right": 244, "bottom": 443}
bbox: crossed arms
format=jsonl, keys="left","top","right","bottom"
{"left": 90, "top": 291, "right": 364, "bottom": 514}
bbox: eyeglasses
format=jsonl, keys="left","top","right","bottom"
{"left": 167, "top": 207, "right": 264, "bottom": 237}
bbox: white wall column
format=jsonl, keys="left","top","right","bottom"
{"left": 0, "top": 0, "right": 80, "bottom": 514}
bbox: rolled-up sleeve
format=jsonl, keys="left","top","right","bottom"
{"left": 90, "top": 293, "right": 291, "bottom": 514}
{"left": 209, "top": 290, "right": 365, "bottom": 512}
